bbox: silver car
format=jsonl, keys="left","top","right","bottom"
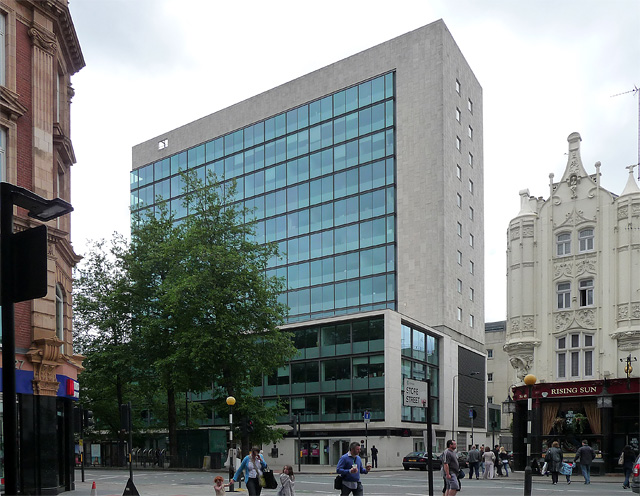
{"left": 632, "top": 453, "right": 640, "bottom": 494}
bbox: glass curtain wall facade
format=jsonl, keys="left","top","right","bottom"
{"left": 130, "top": 72, "right": 397, "bottom": 323}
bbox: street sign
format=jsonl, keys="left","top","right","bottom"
{"left": 403, "top": 378, "right": 428, "bottom": 407}
{"left": 363, "top": 410, "right": 371, "bottom": 423}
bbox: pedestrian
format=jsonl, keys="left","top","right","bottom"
{"left": 232, "top": 447, "right": 268, "bottom": 496}
{"left": 479, "top": 444, "right": 485, "bottom": 474}
{"left": 467, "top": 445, "right": 480, "bottom": 479}
{"left": 574, "top": 439, "right": 595, "bottom": 485}
{"left": 560, "top": 461, "right": 573, "bottom": 484}
{"left": 493, "top": 445, "right": 502, "bottom": 476}
{"left": 442, "top": 440, "right": 460, "bottom": 496}
{"left": 336, "top": 441, "right": 372, "bottom": 496}
{"left": 213, "top": 476, "right": 231, "bottom": 495}
{"left": 278, "top": 465, "right": 295, "bottom": 496}
{"left": 370, "top": 445, "right": 378, "bottom": 468}
{"left": 482, "top": 446, "right": 495, "bottom": 479}
{"left": 498, "top": 447, "right": 509, "bottom": 476}
{"left": 621, "top": 445, "right": 636, "bottom": 489}
{"left": 544, "top": 441, "right": 563, "bottom": 485}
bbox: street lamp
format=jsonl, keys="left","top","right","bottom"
{"left": 620, "top": 354, "right": 637, "bottom": 390}
{"left": 452, "top": 371, "right": 480, "bottom": 444}
{"left": 523, "top": 374, "right": 537, "bottom": 496}
{"left": 226, "top": 396, "right": 236, "bottom": 492}
{"left": 1, "top": 182, "right": 73, "bottom": 496}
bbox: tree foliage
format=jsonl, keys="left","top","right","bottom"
{"left": 74, "top": 172, "right": 296, "bottom": 463}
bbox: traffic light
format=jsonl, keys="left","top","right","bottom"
{"left": 246, "top": 419, "right": 254, "bottom": 433}
{"left": 471, "top": 408, "right": 477, "bottom": 419}
{"left": 83, "top": 409, "right": 94, "bottom": 429}
{"left": 73, "top": 406, "right": 83, "bottom": 433}
{"left": 290, "top": 415, "right": 298, "bottom": 436}
{"left": 120, "top": 403, "right": 130, "bottom": 432}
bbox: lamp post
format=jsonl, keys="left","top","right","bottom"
{"left": 597, "top": 381, "right": 613, "bottom": 473}
{"left": 1, "top": 182, "right": 73, "bottom": 496}
{"left": 226, "top": 396, "right": 236, "bottom": 492}
{"left": 621, "top": 354, "right": 637, "bottom": 390}
{"left": 451, "top": 371, "right": 480, "bottom": 444}
{"left": 523, "top": 374, "right": 537, "bottom": 496}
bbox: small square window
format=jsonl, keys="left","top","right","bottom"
{"left": 469, "top": 314, "right": 474, "bottom": 327}
{"left": 457, "top": 307, "right": 462, "bottom": 321}
{"left": 487, "top": 349, "right": 493, "bottom": 359}
{"left": 469, "top": 287, "right": 474, "bottom": 301}
{"left": 468, "top": 98, "right": 473, "bottom": 113}
{"left": 456, "top": 79, "right": 461, "bottom": 94}
{"left": 487, "top": 372, "right": 493, "bottom": 382}
{"left": 457, "top": 279, "right": 462, "bottom": 293}
{"left": 456, "top": 165, "right": 462, "bottom": 179}
{"left": 487, "top": 396, "right": 494, "bottom": 404}
{"left": 469, "top": 260, "right": 474, "bottom": 274}
{"left": 468, "top": 126, "right": 473, "bottom": 140}
{"left": 469, "top": 179, "right": 474, "bottom": 194}
{"left": 457, "top": 250, "right": 462, "bottom": 265}
{"left": 469, "top": 234, "right": 474, "bottom": 247}
{"left": 456, "top": 107, "right": 461, "bottom": 122}
{"left": 468, "top": 152, "right": 473, "bottom": 167}
{"left": 457, "top": 222, "right": 462, "bottom": 237}
{"left": 469, "top": 206, "right": 474, "bottom": 220}
{"left": 456, "top": 193, "right": 462, "bottom": 208}
{"left": 456, "top": 136, "right": 461, "bottom": 151}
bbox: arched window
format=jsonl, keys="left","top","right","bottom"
{"left": 556, "top": 232, "right": 571, "bottom": 256}
{"left": 56, "top": 284, "right": 64, "bottom": 346}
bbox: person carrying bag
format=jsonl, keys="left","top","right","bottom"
{"left": 232, "top": 447, "right": 268, "bottom": 496}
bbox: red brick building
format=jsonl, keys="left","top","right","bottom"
{"left": 0, "top": 0, "right": 84, "bottom": 493}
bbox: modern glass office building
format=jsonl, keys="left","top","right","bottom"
{"left": 131, "top": 20, "right": 486, "bottom": 466}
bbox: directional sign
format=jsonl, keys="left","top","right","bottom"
{"left": 363, "top": 410, "right": 371, "bottom": 423}
{"left": 403, "top": 378, "right": 428, "bottom": 407}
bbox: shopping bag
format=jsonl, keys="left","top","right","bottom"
{"left": 263, "top": 469, "right": 278, "bottom": 489}
{"left": 334, "top": 475, "right": 342, "bottom": 490}
{"left": 541, "top": 461, "right": 548, "bottom": 475}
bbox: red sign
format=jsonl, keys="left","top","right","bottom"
{"left": 513, "top": 378, "right": 638, "bottom": 400}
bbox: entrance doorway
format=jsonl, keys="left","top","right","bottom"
{"left": 330, "top": 439, "right": 351, "bottom": 466}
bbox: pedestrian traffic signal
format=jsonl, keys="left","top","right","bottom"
{"left": 290, "top": 415, "right": 298, "bottom": 436}
{"left": 73, "top": 406, "right": 83, "bottom": 433}
{"left": 246, "top": 419, "right": 254, "bottom": 433}
{"left": 83, "top": 409, "right": 94, "bottom": 429}
{"left": 120, "top": 403, "right": 130, "bottom": 432}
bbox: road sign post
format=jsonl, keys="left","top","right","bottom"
{"left": 403, "top": 378, "right": 433, "bottom": 496}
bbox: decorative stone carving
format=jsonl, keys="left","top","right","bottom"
{"left": 554, "top": 262, "right": 572, "bottom": 279}
{"left": 575, "top": 258, "right": 596, "bottom": 276}
{"left": 618, "top": 304, "right": 629, "bottom": 321}
{"left": 522, "top": 316, "right": 535, "bottom": 331}
{"left": 576, "top": 309, "right": 596, "bottom": 329}
{"left": 632, "top": 203, "right": 640, "bottom": 216}
{"left": 522, "top": 225, "right": 534, "bottom": 237}
{"left": 510, "top": 227, "right": 520, "bottom": 240}
{"left": 632, "top": 304, "right": 640, "bottom": 319}
{"left": 26, "top": 338, "right": 63, "bottom": 396}
{"left": 568, "top": 173, "right": 579, "bottom": 199}
{"left": 609, "top": 329, "right": 640, "bottom": 351}
{"left": 618, "top": 206, "right": 629, "bottom": 220}
{"left": 28, "top": 26, "right": 57, "bottom": 55}
{"left": 509, "top": 355, "right": 534, "bottom": 381}
{"left": 555, "top": 311, "right": 573, "bottom": 331}
{"left": 510, "top": 318, "right": 520, "bottom": 332}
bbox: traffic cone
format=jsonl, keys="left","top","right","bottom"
{"left": 90, "top": 481, "right": 97, "bottom": 496}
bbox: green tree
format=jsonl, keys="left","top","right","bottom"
{"left": 127, "top": 172, "right": 296, "bottom": 463}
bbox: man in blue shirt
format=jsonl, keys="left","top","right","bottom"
{"left": 336, "top": 442, "right": 372, "bottom": 495}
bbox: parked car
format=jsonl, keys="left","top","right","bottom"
{"left": 402, "top": 451, "right": 442, "bottom": 471}
{"left": 632, "top": 453, "right": 640, "bottom": 494}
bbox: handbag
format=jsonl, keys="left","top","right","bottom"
{"left": 541, "top": 461, "right": 548, "bottom": 475}
{"left": 618, "top": 452, "right": 624, "bottom": 465}
{"left": 334, "top": 475, "right": 342, "bottom": 490}
{"left": 258, "top": 476, "right": 266, "bottom": 488}
{"left": 263, "top": 469, "right": 278, "bottom": 489}
{"left": 458, "top": 468, "right": 465, "bottom": 479}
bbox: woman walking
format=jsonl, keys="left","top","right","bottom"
{"left": 279, "top": 465, "right": 295, "bottom": 496}
{"left": 621, "top": 445, "right": 636, "bottom": 489}
{"left": 482, "top": 446, "right": 495, "bottom": 479}
{"left": 232, "top": 447, "right": 268, "bottom": 496}
{"left": 545, "top": 441, "right": 563, "bottom": 485}
{"left": 498, "top": 447, "right": 509, "bottom": 477}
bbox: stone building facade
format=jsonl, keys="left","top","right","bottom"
{"left": 504, "top": 132, "right": 640, "bottom": 471}
{"left": 0, "top": 0, "right": 84, "bottom": 493}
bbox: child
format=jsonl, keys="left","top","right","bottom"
{"left": 279, "top": 465, "right": 295, "bottom": 496}
{"left": 560, "top": 461, "right": 573, "bottom": 484}
{"left": 213, "top": 475, "right": 231, "bottom": 495}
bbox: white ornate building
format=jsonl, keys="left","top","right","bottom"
{"left": 504, "top": 132, "right": 639, "bottom": 471}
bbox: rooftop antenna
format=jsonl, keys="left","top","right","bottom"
{"left": 611, "top": 86, "right": 640, "bottom": 179}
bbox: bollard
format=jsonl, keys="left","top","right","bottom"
{"left": 524, "top": 465, "right": 532, "bottom": 496}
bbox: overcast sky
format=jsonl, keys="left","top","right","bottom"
{"left": 67, "top": 0, "right": 639, "bottom": 322}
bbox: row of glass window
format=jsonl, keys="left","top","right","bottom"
{"left": 276, "top": 245, "right": 395, "bottom": 290}
{"left": 400, "top": 323, "right": 439, "bottom": 365}
{"left": 268, "top": 392, "right": 385, "bottom": 423}
{"left": 556, "top": 229, "right": 594, "bottom": 256}
{"left": 281, "top": 273, "right": 395, "bottom": 318}
{"left": 131, "top": 73, "right": 394, "bottom": 190}
{"left": 557, "top": 278, "right": 594, "bottom": 309}
{"left": 132, "top": 129, "right": 395, "bottom": 211}
{"left": 556, "top": 333, "right": 594, "bottom": 379}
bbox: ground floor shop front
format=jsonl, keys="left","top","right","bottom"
{"left": 511, "top": 377, "right": 639, "bottom": 472}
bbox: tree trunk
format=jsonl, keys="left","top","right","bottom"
{"left": 116, "top": 375, "right": 125, "bottom": 467}
{"left": 168, "top": 386, "right": 178, "bottom": 467}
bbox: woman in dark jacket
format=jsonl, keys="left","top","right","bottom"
{"left": 622, "top": 445, "right": 636, "bottom": 489}
{"left": 545, "top": 441, "right": 563, "bottom": 485}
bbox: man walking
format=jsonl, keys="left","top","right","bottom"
{"left": 574, "top": 439, "right": 596, "bottom": 485}
{"left": 493, "top": 445, "right": 502, "bottom": 476}
{"left": 370, "top": 445, "right": 378, "bottom": 468}
{"left": 336, "top": 441, "right": 372, "bottom": 496}
{"left": 467, "top": 445, "right": 480, "bottom": 479}
{"left": 443, "top": 440, "right": 460, "bottom": 496}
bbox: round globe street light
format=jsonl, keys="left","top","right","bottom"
{"left": 226, "top": 396, "right": 236, "bottom": 491}
{"left": 523, "top": 374, "right": 537, "bottom": 496}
